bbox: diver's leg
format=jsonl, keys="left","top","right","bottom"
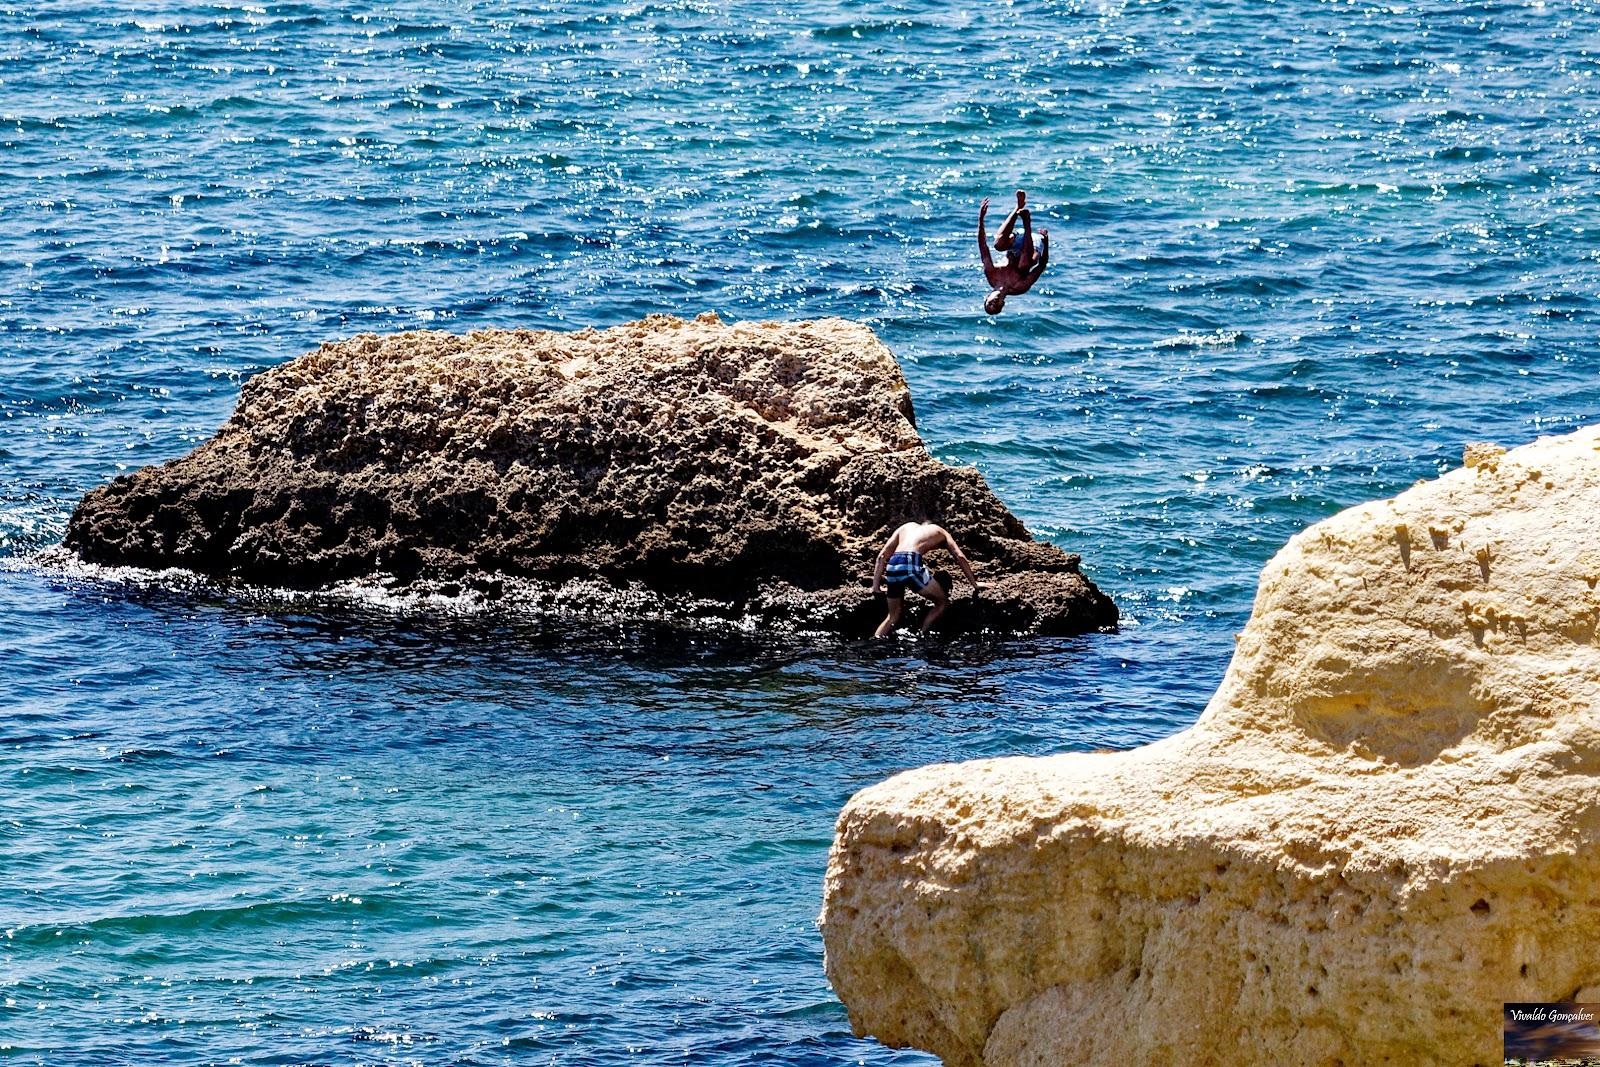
{"left": 994, "top": 203, "right": 1022, "bottom": 251}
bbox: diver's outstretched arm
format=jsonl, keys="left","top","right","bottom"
{"left": 978, "top": 198, "right": 997, "bottom": 279}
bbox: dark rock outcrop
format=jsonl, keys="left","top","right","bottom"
{"left": 65, "top": 314, "right": 1116, "bottom": 636}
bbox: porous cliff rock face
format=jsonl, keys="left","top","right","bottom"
{"left": 64, "top": 314, "right": 1115, "bottom": 637}
{"left": 821, "top": 426, "right": 1600, "bottom": 1065}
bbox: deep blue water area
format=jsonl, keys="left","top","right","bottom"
{"left": 3, "top": 1, "right": 1599, "bottom": 1063}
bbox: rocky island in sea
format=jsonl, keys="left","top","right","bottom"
{"left": 821, "top": 425, "right": 1600, "bottom": 1065}
{"left": 62, "top": 312, "right": 1115, "bottom": 638}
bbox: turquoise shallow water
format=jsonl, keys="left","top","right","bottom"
{"left": 3, "top": 1, "right": 1599, "bottom": 1063}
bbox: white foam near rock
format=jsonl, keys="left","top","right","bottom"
{"left": 821, "top": 426, "right": 1600, "bottom": 1067}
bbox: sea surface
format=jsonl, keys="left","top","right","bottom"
{"left": 3, "top": 1, "right": 1598, "bottom": 1063}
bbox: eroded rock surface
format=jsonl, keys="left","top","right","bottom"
{"left": 821, "top": 426, "right": 1600, "bottom": 1065}
{"left": 65, "top": 314, "right": 1115, "bottom": 637}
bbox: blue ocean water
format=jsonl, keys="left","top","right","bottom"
{"left": 2, "top": 1, "right": 1598, "bottom": 1062}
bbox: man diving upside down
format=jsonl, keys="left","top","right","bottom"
{"left": 979, "top": 189, "right": 1049, "bottom": 315}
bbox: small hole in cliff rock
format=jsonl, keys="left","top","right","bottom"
{"left": 1307, "top": 985, "right": 1319, "bottom": 997}
{"left": 1520, "top": 963, "right": 1529, "bottom": 977}
{"left": 1470, "top": 898, "right": 1490, "bottom": 916}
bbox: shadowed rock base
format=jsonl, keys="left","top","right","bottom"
{"left": 821, "top": 425, "right": 1600, "bottom": 1065}
{"left": 64, "top": 314, "right": 1115, "bottom": 638}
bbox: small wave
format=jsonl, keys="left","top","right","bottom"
{"left": 1154, "top": 330, "right": 1246, "bottom": 350}
{"left": 769, "top": 1000, "right": 841, "bottom": 1020}
{"left": 809, "top": 19, "right": 932, "bottom": 40}
{"left": 113, "top": 747, "right": 179, "bottom": 763}
{"left": 4, "top": 893, "right": 382, "bottom": 947}
{"left": 0, "top": 732, "right": 58, "bottom": 746}
{"left": 0, "top": 502, "right": 69, "bottom": 557}
{"left": 0, "top": 114, "right": 70, "bottom": 131}
{"left": 360, "top": 20, "right": 453, "bottom": 38}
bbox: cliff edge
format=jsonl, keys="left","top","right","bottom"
{"left": 821, "top": 427, "right": 1600, "bottom": 1065}
{"left": 64, "top": 314, "right": 1115, "bottom": 637}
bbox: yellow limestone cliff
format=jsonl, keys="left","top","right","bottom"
{"left": 820, "top": 426, "right": 1600, "bottom": 1066}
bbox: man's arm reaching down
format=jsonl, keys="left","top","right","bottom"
{"left": 871, "top": 531, "right": 899, "bottom": 593}
{"left": 942, "top": 528, "right": 979, "bottom": 590}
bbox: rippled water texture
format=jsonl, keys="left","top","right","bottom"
{"left": 3, "top": 1, "right": 1598, "bottom": 1063}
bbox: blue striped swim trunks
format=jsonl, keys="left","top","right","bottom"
{"left": 884, "top": 551, "right": 932, "bottom": 598}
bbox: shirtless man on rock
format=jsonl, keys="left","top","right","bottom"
{"left": 870, "top": 520, "right": 980, "bottom": 638}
